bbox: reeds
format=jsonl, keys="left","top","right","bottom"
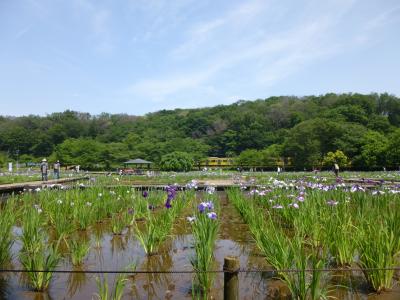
{"left": 190, "top": 198, "right": 220, "bottom": 295}
{"left": 110, "top": 212, "right": 125, "bottom": 235}
{"left": 134, "top": 188, "right": 191, "bottom": 255}
{"left": 134, "top": 210, "right": 174, "bottom": 255}
{"left": 69, "top": 238, "right": 90, "bottom": 266}
{"left": 19, "top": 241, "right": 61, "bottom": 291}
{"left": 94, "top": 274, "right": 127, "bottom": 300}
{"left": 357, "top": 222, "right": 399, "bottom": 293}
{"left": 0, "top": 201, "right": 15, "bottom": 267}
{"left": 228, "top": 188, "right": 330, "bottom": 300}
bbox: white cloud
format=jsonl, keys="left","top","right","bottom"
{"left": 171, "top": 0, "right": 268, "bottom": 58}
{"left": 364, "top": 5, "right": 400, "bottom": 30}
{"left": 122, "top": 0, "right": 399, "bottom": 106}
{"left": 14, "top": 25, "right": 32, "bottom": 40}
{"left": 125, "top": 68, "right": 216, "bottom": 103}
{"left": 73, "top": 0, "right": 114, "bottom": 53}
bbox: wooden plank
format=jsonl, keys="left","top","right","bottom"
{"left": 0, "top": 177, "right": 89, "bottom": 192}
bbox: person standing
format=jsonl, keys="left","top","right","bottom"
{"left": 53, "top": 160, "right": 60, "bottom": 179}
{"left": 334, "top": 163, "right": 340, "bottom": 177}
{"left": 40, "top": 159, "right": 48, "bottom": 181}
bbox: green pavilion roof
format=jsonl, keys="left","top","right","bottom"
{"left": 124, "top": 158, "right": 152, "bottom": 164}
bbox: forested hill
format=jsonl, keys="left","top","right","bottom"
{"left": 1, "top": 93, "right": 400, "bottom": 170}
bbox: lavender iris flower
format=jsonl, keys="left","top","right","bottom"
{"left": 187, "top": 216, "right": 196, "bottom": 223}
{"left": 207, "top": 212, "right": 217, "bottom": 220}
{"left": 198, "top": 202, "right": 206, "bottom": 213}
{"left": 165, "top": 199, "right": 172, "bottom": 209}
{"left": 142, "top": 191, "right": 148, "bottom": 198}
{"left": 206, "top": 186, "right": 216, "bottom": 194}
{"left": 326, "top": 200, "right": 338, "bottom": 206}
{"left": 272, "top": 204, "right": 283, "bottom": 209}
{"left": 198, "top": 201, "right": 214, "bottom": 213}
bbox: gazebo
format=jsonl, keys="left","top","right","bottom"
{"left": 123, "top": 158, "right": 153, "bottom": 170}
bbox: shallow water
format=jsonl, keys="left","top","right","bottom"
{"left": 1, "top": 191, "right": 399, "bottom": 299}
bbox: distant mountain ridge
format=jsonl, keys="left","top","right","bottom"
{"left": 0, "top": 93, "right": 399, "bottom": 170}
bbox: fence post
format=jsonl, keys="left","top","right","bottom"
{"left": 223, "top": 256, "right": 239, "bottom": 300}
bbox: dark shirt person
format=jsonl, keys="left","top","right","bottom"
{"left": 53, "top": 160, "right": 60, "bottom": 179}
{"left": 40, "top": 159, "right": 48, "bottom": 181}
{"left": 334, "top": 163, "right": 339, "bottom": 177}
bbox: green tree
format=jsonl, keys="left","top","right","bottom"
{"left": 54, "top": 138, "right": 106, "bottom": 169}
{"left": 352, "top": 131, "right": 388, "bottom": 169}
{"left": 260, "top": 144, "right": 283, "bottom": 167}
{"left": 236, "top": 149, "right": 263, "bottom": 168}
{"left": 159, "top": 152, "right": 194, "bottom": 172}
{"left": 385, "top": 129, "right": 400, "bottom": 168}
{"left": 322, "top": 150, "right": 350, "bottom": 168}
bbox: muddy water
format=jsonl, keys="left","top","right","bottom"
{"left": 1, "top": 192, "right": 400, "bottom": 299}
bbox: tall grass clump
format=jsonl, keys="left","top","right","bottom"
{"left": 189, "top": 198, "right": 220, "bottom": 294}
{"left": 227, "top": 188, "right": 330, "bottom": 300}
{"left": 69, "top": 238, "right": 90, "bottom": 266}
{"left": 73, "top": 200, "right": 94, "bottom": 230}
{"left": 134, "top": 186, "right": 189, "bottom": 255}
{"left": 19, "top": 241, "right": 61, "bottom": 291}
{"left": 357, "top": 221, "right": 400, "bottom": 293}
{"left": 20, "top": 206, "right": 45, "bottom": 254}
{"left": 19, "top": 205, "right": 61, "bottom": 291}
{"left": 134, "top": 210, "right": 173, "bottom": 255}
{"left": 110, "top": 212, "right": 126, "bottom": 235}
{"left": 0, "top": 200, "right": 16, "bottom": 267}
{"left": 94, "top": 274, "right": 127, "bottom": 300}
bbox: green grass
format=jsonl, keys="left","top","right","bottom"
{"left": 19, "top": 241, "right": 61, "bottom": 291}
{"left": 68, "top": 238, "right": 90, "bottom": 266}
{"left": 190, "top": 198, "right": 220, "bottom": 295}
{"left": 0, "top": 201, "right": 15, "bottom": 267}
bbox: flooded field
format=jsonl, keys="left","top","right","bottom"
{"left": 0, "top": 174, "right": 399, "bottom": 299}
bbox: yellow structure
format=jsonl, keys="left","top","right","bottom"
{"left": 200, "top": 157, "right": 234, "bottom": 168}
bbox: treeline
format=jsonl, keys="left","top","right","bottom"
{"left": 0, "top": 93, "right": 399, "bottom": 170}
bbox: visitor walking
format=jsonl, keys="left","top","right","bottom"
{"left": 40, "top": 158, "right": 48, "bottom": 181}
{"left": 333, "top": 163, "right": 339, "bottom": 177}
{"left": 53, "top": 160, "right": 60, "bottom": 179}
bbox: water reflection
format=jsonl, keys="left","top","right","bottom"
{"left": 66, "top": 267, "right": 87, "bottom": 298}
{"left": 3, "top": 191, "right": 400, "bottom": 299}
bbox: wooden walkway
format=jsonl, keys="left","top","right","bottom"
{"left": 0, "top": 177, "right": 88, "bottom": 193}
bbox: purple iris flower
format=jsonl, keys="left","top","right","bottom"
{"left": 148, "top": 204, "right": 155, "bottom": 210}
{"left": 297, "top": 196, "right": 305, "bottom": 202}
{"left": 198, "top": 201, "right": 213, "bottom": 213}
{"left": 326, "top": 200, "right": 338, "bottom": 206}
{"left": 142, "top": 191, "right": 148, "bottom": 198}
{"left": 207, "top": 212, "right": 217, "bottom": 220}
{"left": 272, "top": 204, "right": 283, "bottom": 209}
{"left": 165, "top": 198, "right": 172, "bottom": 209}
{"left": 350, "top": 185, "right": 365, "bottom": 193}
{"left": 205, "top": 201, "right": 213, "bottom": 210}
{"left": 198, "top": 202, "right": 206, "bottom": 213}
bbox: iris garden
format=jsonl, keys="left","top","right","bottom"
{"left": 0, "top": 171, "right": 399, "bottom": 299}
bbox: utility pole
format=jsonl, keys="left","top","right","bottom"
{"left": 16, "top": 149, "right": 19, "bottom": 173}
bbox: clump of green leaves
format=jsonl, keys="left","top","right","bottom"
{"left": 0, "top": 201, "right": 15, "bottom": 267}
{"left": 94, "top": 274, "right": 128, "bottom": 300}
{"left": 69, "top": 238, "right": 90, "bottom": 266}
{"left": 190, "top": 200, "right": 220, "bottom": 294}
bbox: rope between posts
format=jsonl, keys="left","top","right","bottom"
{"left": 0, "top": 267, "right": 399, "bottom": 274}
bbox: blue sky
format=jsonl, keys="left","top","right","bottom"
{"left": 1, "top": 0, "right": 400, "bottom": 116}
